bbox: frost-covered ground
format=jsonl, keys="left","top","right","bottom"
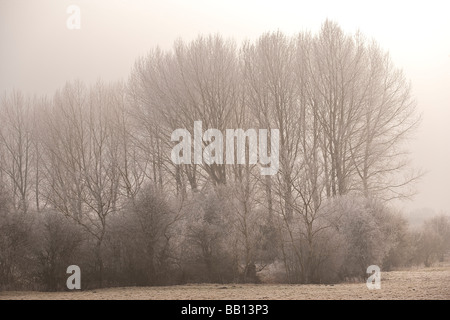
{"left": 1, "top": 266, "right": 449, "bottom": 300}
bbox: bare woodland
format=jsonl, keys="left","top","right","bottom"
{"left": 1, "top": 21, "right": 449, "bottom": 291}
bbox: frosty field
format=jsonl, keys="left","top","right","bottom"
{"left": 1, "top": 266, "right": 449, "bottom": 300}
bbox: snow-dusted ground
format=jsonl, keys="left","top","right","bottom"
{"left": 1, "top": 266, "right": 449, "bottom": 300}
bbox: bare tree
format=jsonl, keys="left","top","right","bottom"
{"left": 0, "top": 91, "right": 35, "bottom": 214}
{"left": 41, "top": 80, "right": 124, "bottom": 286}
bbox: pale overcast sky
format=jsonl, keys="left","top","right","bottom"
{"left": 1, "top": 0, "right": 449, "bottom": 215}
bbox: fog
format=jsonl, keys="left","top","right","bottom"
{"left": 1, "top": 0, "right": 449, "bottom": 216}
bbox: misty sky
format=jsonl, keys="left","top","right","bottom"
{"left": 0, "top": 0, "right": 449, "bottom": 215}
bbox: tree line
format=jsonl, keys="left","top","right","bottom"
{"left": 1, "top": 21, "right": 447, "bottom": 291}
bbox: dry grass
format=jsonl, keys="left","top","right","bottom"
{"left": 1, "top": 265, "right": 449, "bottom": 300}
